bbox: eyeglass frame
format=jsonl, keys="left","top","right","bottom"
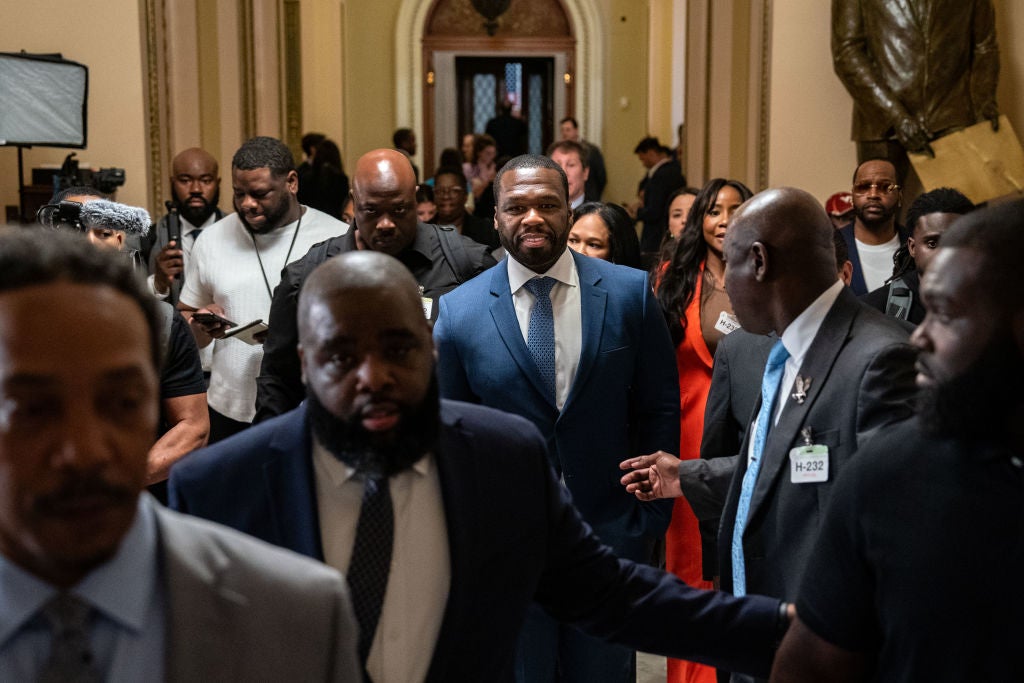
{"left": 851, "top": 181, "right": 901, "bottom": 196}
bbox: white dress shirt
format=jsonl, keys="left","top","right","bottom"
{"left": 148, "top": 212, "right": 219, "bottom": 299}
{"left": 747, "top": 279, "right": 845, "bottom": 464}
{"left": 312, "top": 440, "right": 449, "bottom": 683}
{"left": 507, "top": 248, "right": 582, "bottom": 411}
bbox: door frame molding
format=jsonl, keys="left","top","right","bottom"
{"left": 396, "top": 0, "right": 603, "bottom": 172}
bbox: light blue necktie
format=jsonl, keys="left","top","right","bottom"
{"left": 731, "top": 339, "right": 790, "bottom": 596}
{"left": 524, "top": 277, "right": 557, "bottom": 403}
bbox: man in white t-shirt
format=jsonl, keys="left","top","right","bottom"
{"left": 837, "top": 158, "right": 908, "bottom": 295}
{"left": 178, "top": 136, "right": 347, "bottom": 441}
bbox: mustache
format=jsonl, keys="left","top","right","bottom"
{"left": 33, "top": 475, "right": 136, "bottom": 513}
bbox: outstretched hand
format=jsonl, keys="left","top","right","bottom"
{"left": 619, "top": 450, "right": 683, "bottom": 501}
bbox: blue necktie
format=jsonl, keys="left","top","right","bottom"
{"left": 524, "top": 277, "right": 557, "bottom": 402}
{"left": 731, "top": 339, "right": 790, "bottom": 596}
{"left": 346, "top": 476, "right": 394, "bottom": 668}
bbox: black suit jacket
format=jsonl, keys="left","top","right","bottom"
{"left": 170, "top": 400, "right": 785, "bottom": 680}
{"left": 679, "top": 329, "right": 775, "bottom": 580}
{"left": 718, "top": 288, "right": 917, "bottom": 601}
{"left": 638, "top": 159, "right": 686, "bottom": 252}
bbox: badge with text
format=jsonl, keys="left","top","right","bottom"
{"left": 714, "top": 311, "right": 741, "bottom": 335}
{"left": 421, "top": 296, "right": 433, "bottom": 319}
{"left": 789, "top": 445, "right": 829, "bottom": 483}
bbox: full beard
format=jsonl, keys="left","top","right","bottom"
{"left": 306, "top": 376, "right": 441, "bottom": 478}
{"left": 918, "top": 336, "right": 1024, "bottom": 441}
{"left": 854, "top": 202, "right": 897, "bottom": 230}
{"left": 175, "top": 188, "right": 220, "bottom": 226}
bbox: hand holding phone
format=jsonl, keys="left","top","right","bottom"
{"left": 192, "top": 312, "right": 236, "bottom": 328}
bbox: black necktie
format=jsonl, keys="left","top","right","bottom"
{"left": 346, "top": 476, "right": 394, "bottom": 668}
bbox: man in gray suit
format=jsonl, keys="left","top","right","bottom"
{"left": 0, "top": 231, "right": 358, "bottom": 681}
{"left": 622, "top": 188, "right": 917, "bottom": 680}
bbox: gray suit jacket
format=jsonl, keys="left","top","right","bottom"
{"left": 717, "top": 288, "right": 918, "bottom": 602}
{"left": 154, "top": 504, "right": 359, "bottom": 682}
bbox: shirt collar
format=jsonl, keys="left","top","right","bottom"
{"left": 647, "top": 157, "right": 670, "bottom": 178}
{"left": 312, "top": 436, "right": 433, "bottom": 487}
{"left": 507, "top": 247, "right": 578, "bottom": 295}
{"left": 0, "top": 494, "right": 160, "bottom": 647}
{"left": 408, "top": 222, "right": 438, "bottom": 262}
{"left": 180, "top": 212, "right": 219, "bottom": 233}
{"left": 780, "top": 279, "right": 845, "bottom": 368}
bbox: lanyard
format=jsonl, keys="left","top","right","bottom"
{"left": 250, "top": 212, "right": 303, "bottom": 301}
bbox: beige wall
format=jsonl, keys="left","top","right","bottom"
{"left": 601, "top": 0, "right": 654, "bottom": 204}
{"left": 0, "top": 0, "right": 150, "bottom": 216}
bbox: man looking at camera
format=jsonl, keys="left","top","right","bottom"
{"left": 145, "top": 148, "right": 224, "bottom": 306}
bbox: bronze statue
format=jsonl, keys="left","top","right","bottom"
{"left": 832, "top": 0, "right": 1000, "bottom": 177}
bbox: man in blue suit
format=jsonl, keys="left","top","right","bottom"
{"left": 169, "top": 251, "right": 789, "bottom": 682}
{"left": 433, "top": 154, "right": 679, "bottom": 682}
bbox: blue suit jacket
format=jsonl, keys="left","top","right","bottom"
{"left": 433, "top": 252, "right": 679, "bottom": 556}
{"left": 169, "top": 400, "right": 783, "bottom": 680}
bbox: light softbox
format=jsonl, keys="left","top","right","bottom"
{"left": 0, "top": 52, "right": 88, "bottom": 148}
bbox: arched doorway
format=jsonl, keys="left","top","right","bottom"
{"left": 398, "top": 0, "right": 602, "bottom": 179}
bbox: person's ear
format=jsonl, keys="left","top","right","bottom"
{"left": 751, "top": 241, "right": 768, "bottom": 282}
{"left": 907, "top": 235, "right": 917, "bottom": 260}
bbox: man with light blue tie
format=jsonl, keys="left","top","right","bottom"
{"left": 621, "top": 187, "right": 919, "bottom": 681}
{"left": 434, "top": 154, "right": 679, "bottom": 683}
{"left": 716, "top": 187, "right": 916, "bottom": 681}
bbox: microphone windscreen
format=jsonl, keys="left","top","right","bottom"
{"left": 79, "top": 199, "right": 152, "bottom": 236}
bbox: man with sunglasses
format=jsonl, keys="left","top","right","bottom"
{"left": 837, "top": 159, "right": 907, "bottom": 295}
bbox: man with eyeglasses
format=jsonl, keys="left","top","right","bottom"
{"left": 837, "top": 159, "right": 907, "bottom": 295}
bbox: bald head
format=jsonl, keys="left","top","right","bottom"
{"left": 724, "top": 188, "right": 841, "bottom": 335}
{"left": 352, "top": 149, "right": 416, "bottom": 197}
{"left": 170, "top": 147, "right": 220, "bottom": 225}
{"left": 298, "top": 251, "right": 424, "bottom": 344}
{"left": 172, "top": 148, "right": 218, "bottom": 176}
{"left": 349, "top": 149, "right": 419, "bottom": 255}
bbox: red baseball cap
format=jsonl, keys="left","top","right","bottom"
{"left": 825, "top": 192, "right": 854, "bottom": 216}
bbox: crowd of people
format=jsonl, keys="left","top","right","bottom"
{"left": 0, "top": 110, "right": 1021, "bottom": 683}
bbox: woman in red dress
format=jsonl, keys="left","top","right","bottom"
{"left": 654, "top": 179, "right": 752, "bottom": 683}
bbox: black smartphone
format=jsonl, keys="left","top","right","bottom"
{"left": 191, "top": 312, "right": 235, "bottom": 327}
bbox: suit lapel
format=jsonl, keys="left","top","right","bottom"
{"left": 488, "top": 260, "right": 558, "bottom": 406}
{"left": 425, "top": 409, "right": 482, "bottom": 682}
{"left": 747, "top": 290, "right": 859, "bottom": 520}
{"left": 262, "top": 405, "right": 324, "bottom": 560}
{"left": 159, "top": 507, "right": 246, "bottom": 682}
{"left": 564, "top": 251, "right": 606, "bottom": 410}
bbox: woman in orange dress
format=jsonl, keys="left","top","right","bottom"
{"left": 654, "top": 179, "right": 752, "bottom": 683}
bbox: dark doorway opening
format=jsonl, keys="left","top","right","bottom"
{"left": 455, "top": 56, "right": 554, "bottom": 158}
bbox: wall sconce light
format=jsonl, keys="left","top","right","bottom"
{"left": 427, "top": 71, "right": 435, "bottom": 86}
{"left": 564, "top": 72, "right": 572, "bottom": 85}
{"left": 470, "top": 0, "right": 512, "bottom": 37}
